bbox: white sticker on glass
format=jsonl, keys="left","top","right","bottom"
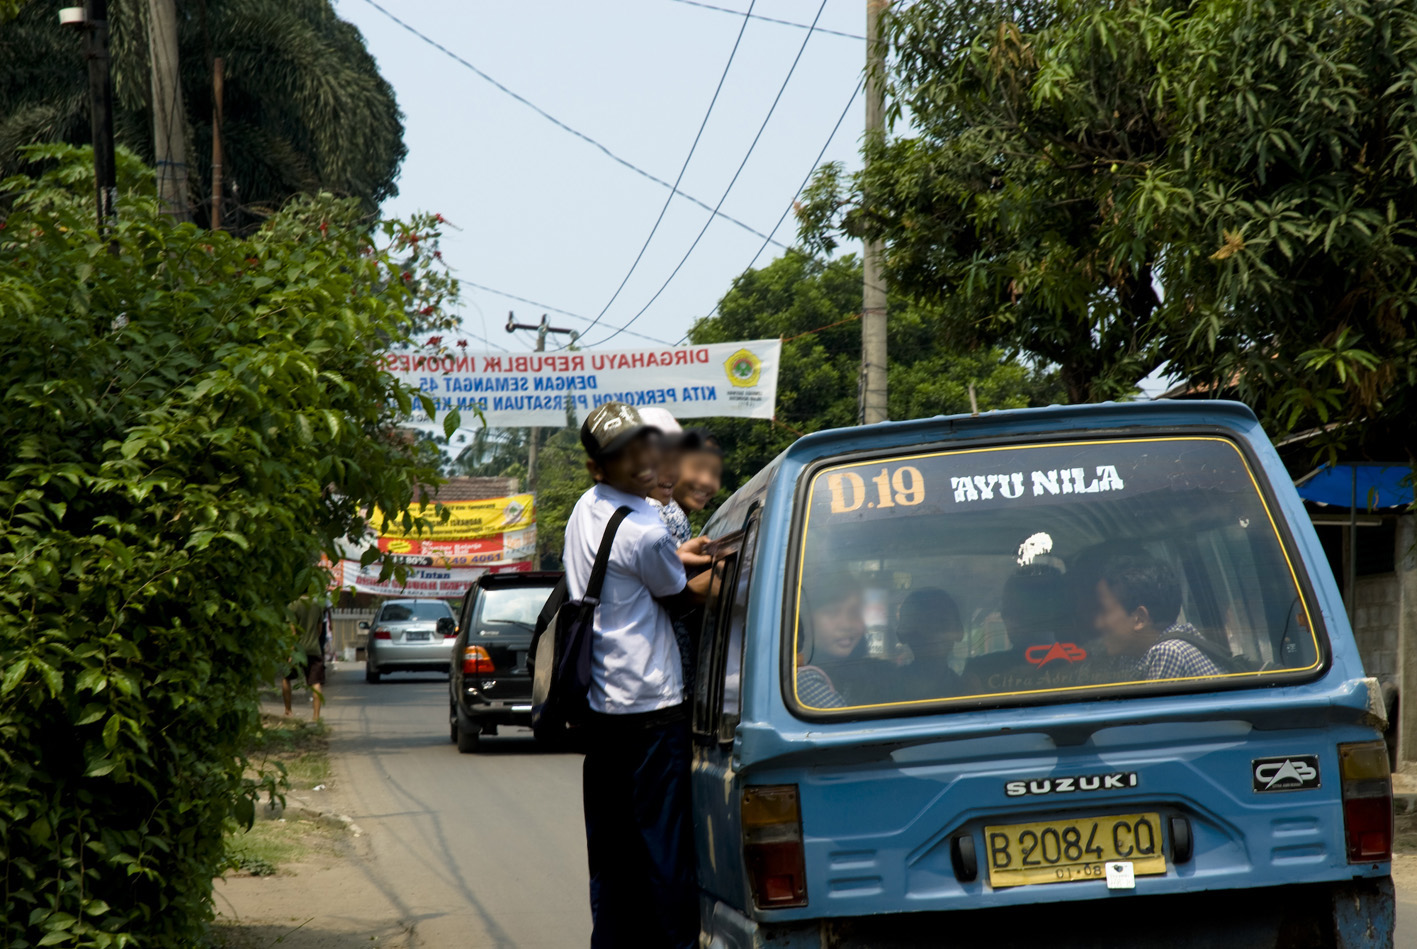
{"left": 951, "top": 466, "right": 1126, "bottom": 504}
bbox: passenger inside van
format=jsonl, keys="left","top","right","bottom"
{"left": 796, "top": 572, "right": 892, "bottom": 708}
{"left": 965, "top": 565, "right": 1071, "bottom": 689}
{"left": 896, "top": 587, "right": 970, "bottom": 699}
{"left": 1094, "top": 554, "right": 1226, "bottom": 681}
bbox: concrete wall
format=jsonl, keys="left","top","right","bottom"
{"left": 1354, "top": 573, "right": 1402, "bottom": 681}
{"left": 331, "top": 608, "right": 376, "bottom": 656}
{"left": 1397, "top": 517, "right": 1417, "bottom": 766}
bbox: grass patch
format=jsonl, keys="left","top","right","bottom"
{"left": 224, "top": 818, "right": 343, "bottom": 877}
{"left": 223, "top": 715, "right": 339, "bottom": 877}
{"left": 247, "top": 714, "right": 330, "bottom": 791}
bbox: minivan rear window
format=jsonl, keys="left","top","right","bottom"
{"left": 471, "top": 586, "right": 554, "bottom": 635}
{"left": 790, "top": 437, "right": 1324, "bottom": 715}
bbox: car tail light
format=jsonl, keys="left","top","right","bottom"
{"left": 1339, "top": 740, "right": 1392, "bottom": 863}
{"left": 444, "top": 626, "right": 459, "bottom": 639}
{"left": 462, "top": 645, "right": 495, "bottom": 676}
{"left": 741, "top": 784, "right": 807, "bottom": 908}
{"left": 373, "top": 628, "right": 392, "bottom": 640}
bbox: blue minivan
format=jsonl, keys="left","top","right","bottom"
{"left": 690, "top": 401, "right": 1393, "bottom": 948}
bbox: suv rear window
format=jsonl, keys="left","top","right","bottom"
{"left": 379, "top": 601, "right": 454, "bottom": 623}
{"left": 790, "top": 436, "right": 1324, "bottom": 715}
{"left": 470, "top": 585, "right": 554, "bottom": 637}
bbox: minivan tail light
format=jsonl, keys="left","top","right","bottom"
{"left": 373, "top": 628, "right": 392, "bottom": 640}
{"left": 1339, "top": 740, "right": 1392, "bottom": 863}
{"left": 741, "top": 784, "right": 807, "bottom": 908}
{"left": 463, "top": 645, "right": 495, "bottom": 676}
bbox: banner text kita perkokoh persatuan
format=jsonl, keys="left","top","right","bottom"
{"left": 383, "top": 338, "right": 781, "bottom": 427}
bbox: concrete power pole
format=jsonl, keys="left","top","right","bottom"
{"left": 504, "top": 313, "right": 579, "bottom": 496}
{"left": 861, "top": 0, "right": 890, "bottom": 425}
{"left": 61, "top": 0, "right": 118, "bottom": 234}
{"left": 147, "top": 0, "right": 192, "bottom": 221}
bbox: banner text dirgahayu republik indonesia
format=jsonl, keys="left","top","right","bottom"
{"left": 383, "top": 338, "right": 782, "bottom": 427}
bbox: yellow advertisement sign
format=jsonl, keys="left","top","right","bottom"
{"left": 374, "top": 494, "right": 535, "bottom": 541}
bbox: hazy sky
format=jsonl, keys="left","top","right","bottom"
{"left": 331, "top": 0, "right": 869, "bottom": 354}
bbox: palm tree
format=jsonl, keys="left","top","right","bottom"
{"left": 0, "top": 0, "right": 405, "bottom": 226}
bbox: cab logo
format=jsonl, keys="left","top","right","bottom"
{"left": 724, "top": 348, "right": 762, "bottom": 388}
{"left": 1025, "top": 642, "right": 1087, "bottom": 668}
{"left": 1251, "top": 755, "right": 1321, "bottom": 792}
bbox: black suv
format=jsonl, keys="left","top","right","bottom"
{"left": 448, "top": 571, "right": 561, "bottom": 753}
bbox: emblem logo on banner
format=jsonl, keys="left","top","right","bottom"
{"left": 725, "top": 348, "right": 762, "bottom": 388}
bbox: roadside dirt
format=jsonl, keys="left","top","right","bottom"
{"left": 210, "top": 697, "right": 419, "bottom": 949}
{"left": 212, "top": 827, "right": 416, "bottom": 949}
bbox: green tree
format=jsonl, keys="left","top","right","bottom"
{"left": 690, "top": 253, "right": 1060, "bottom": 489}
{"left": 0, "top": 145, "right": 452, "bottom": 948}
{"left": 1159, "top": 0, "right": 1417, "bottom": 459}
{"left": 0, "top": 0, "right": 405, "bottom": 225}
{"left": 800, "top": 0, "right": 1417, "bottom": 458}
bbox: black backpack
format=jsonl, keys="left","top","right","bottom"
{"left": 529, "top": 506, "right": 631, "bottom": 742}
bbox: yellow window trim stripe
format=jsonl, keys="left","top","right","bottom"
{"left": 790, "top": 436, "right": 1323, "bottom": 712}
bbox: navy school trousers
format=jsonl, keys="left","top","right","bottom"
{"left": 582, "top": 707, "right": 697, "bottom": 949}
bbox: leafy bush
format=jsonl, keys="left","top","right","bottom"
{"left": 0, "top": 145, "right": 450, "bottom": 947}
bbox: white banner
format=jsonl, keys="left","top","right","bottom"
{"left": 332, "top": 560, "right": 532, "bottom": 598}
{"left": 383, "top": 339, "right": 781, "bottom": 427}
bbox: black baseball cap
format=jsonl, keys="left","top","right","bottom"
{"left": 580, "top": 402, "right": 660, "bottom": 461}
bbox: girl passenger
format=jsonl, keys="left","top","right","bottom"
{"left": 672, "top": 428, "right": 723, "bottom": 516}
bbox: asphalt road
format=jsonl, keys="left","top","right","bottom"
{"left": 322, "top": 663, "right": 590, "bottom": 948}
{"left": 324, "top": 662, "right": 1417, "bottom": 948}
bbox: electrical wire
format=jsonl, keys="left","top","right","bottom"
{"left": 583, "top": 0, "right": 831, "bottom": 349}
{"left": 664, "top": 0, "right": 865, "bottom": 40}
{"left": 354, "top": 0, "right": 785, "bottom": 247}
{"left": 567, "top": 0, "right": 760, "bottom": 344}
{"left": 460, "top": 280, "right": 674, "bottom": 345}
{"left": 673, "top": 74, "right": 866, "bottom": 346}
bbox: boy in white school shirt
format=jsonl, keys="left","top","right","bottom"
{"left": 564, "top": 401, "right": 713, "bottom": 949}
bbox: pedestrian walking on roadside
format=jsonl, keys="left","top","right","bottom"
{"left": 282, "top": 596, "right": 329, "bottom": 723}
{"left": 566, "top": 402, "right": 714, "bottom": 949}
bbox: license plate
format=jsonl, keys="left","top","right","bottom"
{"left": 515, "top": 650, "right": 528, "bottom": 670}
{"left": 406, "top": 631, "right": 430, "bottom": 642}
{"left": 984, "top": 812, "right": 1166, "bottom": 888}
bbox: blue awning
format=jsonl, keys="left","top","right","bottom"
{"left": 1295, "top": 463, "right": 1416, "bottom": 511}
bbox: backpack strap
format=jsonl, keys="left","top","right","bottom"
{"left": 583, "top": 506, "right": 632, "bottom": 605}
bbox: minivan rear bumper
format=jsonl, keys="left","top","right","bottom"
{"left": 702, "top": 876, "right": 1395, "bottom": 949}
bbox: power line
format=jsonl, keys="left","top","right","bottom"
{"left": 674, "top": 74, "right": 866, "bottom": 346}
{"left": 568, "top": 0, "right": 759, "bottom": 344}
{"left": 460, "top": 279, "right": 674, "bottom": 345}
{"left": 354, "top": 0, "right": 785, "bottom": 248}
{"left": 584, "top": 0, "right": 831, "bottom": 349}
{"left": 664, "top": 0, "right": 865, "bottom": 40}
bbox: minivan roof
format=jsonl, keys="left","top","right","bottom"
{"left": 784, "top": 399, "right": 1260, "bottom": 465}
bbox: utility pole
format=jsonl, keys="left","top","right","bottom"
{"left": 861, "top": 0, "right": 890, "bottom": 425}
{"left": 504, "top": 312, "right": 579, "bottom": 496}
{"left": 210, "top": 57, "right": 224, "bottom": 230}
{"left": 62, "top": 0, "right": 118, "bottom": 234}
{"left": 148, "top": 0, "right": 192, "bottom": 221}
